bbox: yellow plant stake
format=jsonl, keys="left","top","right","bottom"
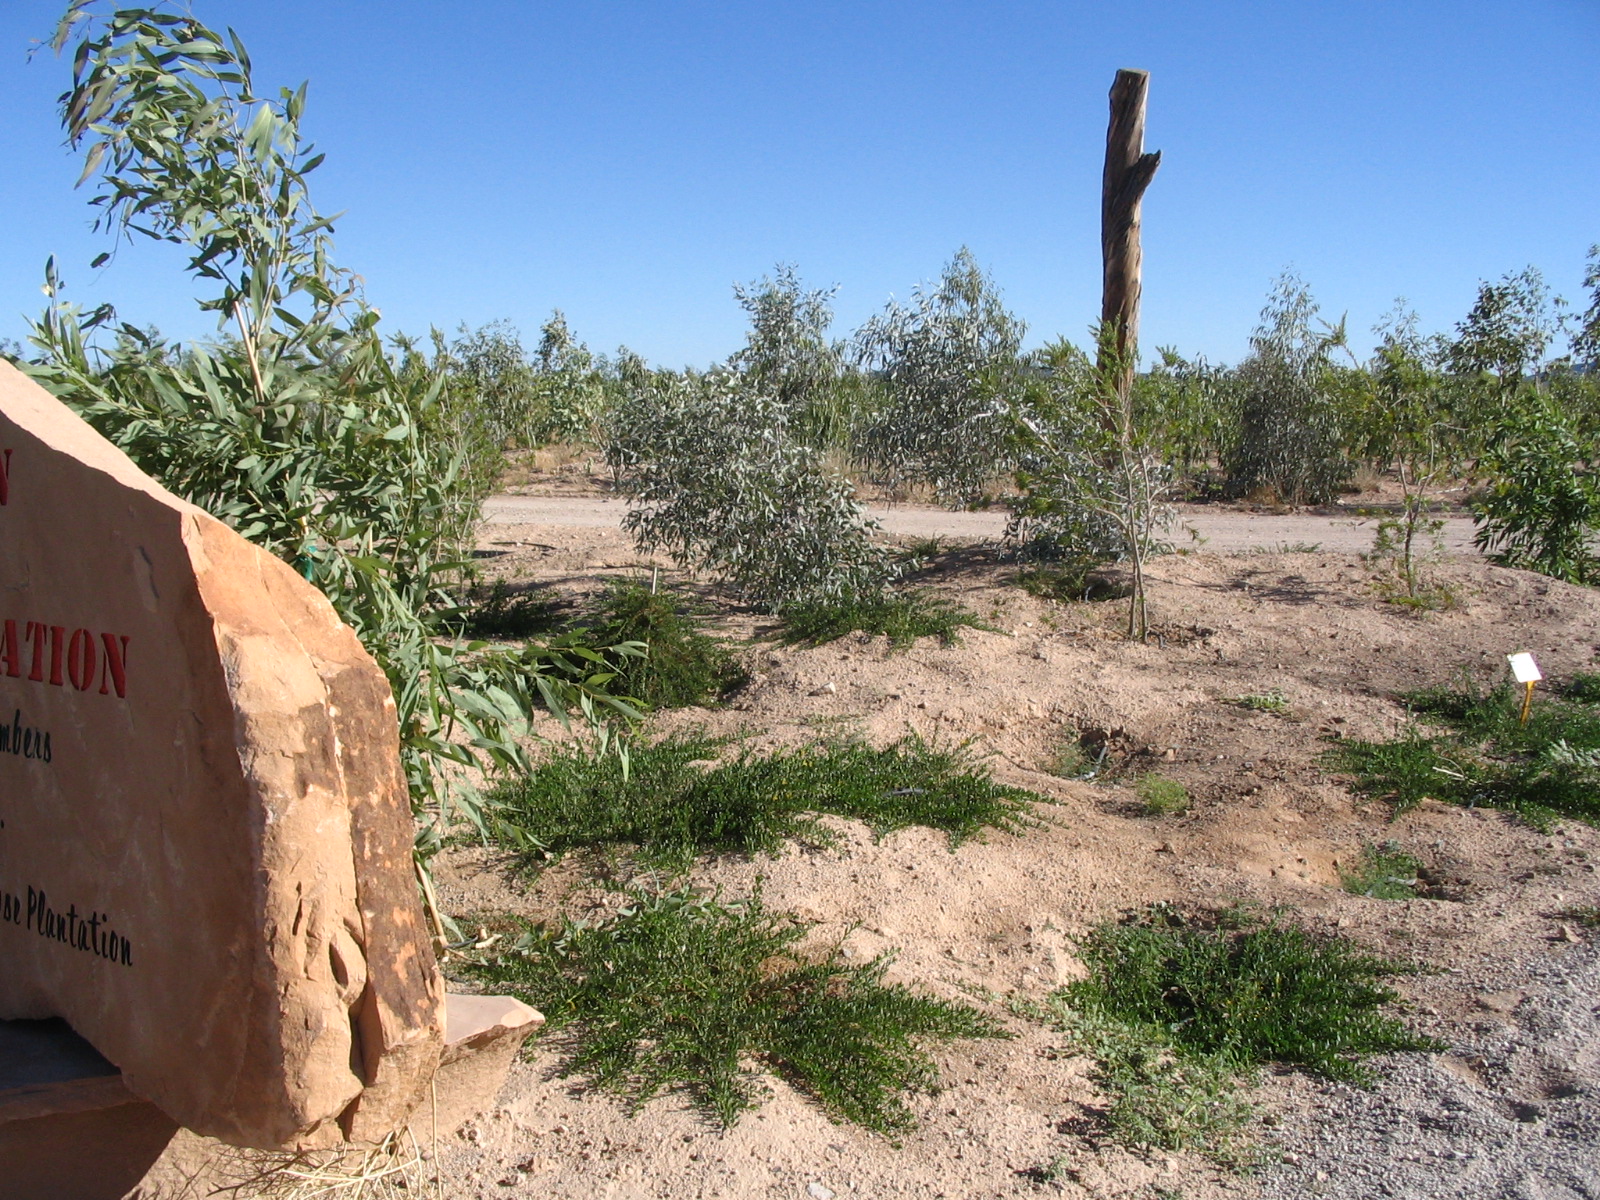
{"left": 1507, "top": 652, "right": 1542, "bottom": 725}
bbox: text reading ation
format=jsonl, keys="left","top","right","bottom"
{"left": 0, "top": 620, "right": 129, "bottom": 700}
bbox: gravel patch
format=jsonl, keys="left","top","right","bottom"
{"left": 1258, "top": 941, "right": 1600, "bottom": 1200}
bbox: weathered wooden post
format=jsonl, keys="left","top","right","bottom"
{"left": 1099, "top": 68, "right": 1161, "bottom": 416}
{"left": 1098, "top": 70, "right": 1161, "bottom": 642}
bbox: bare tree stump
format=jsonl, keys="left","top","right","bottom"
{"left": 1100, "top": 68, "right": 1161, "bottom": 417}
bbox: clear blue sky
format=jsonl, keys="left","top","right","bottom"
{"left": 2, "top": 1, "right": 1597, "bottom": 369}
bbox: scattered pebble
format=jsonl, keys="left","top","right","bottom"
{"left": 1258, "top": 943, "right": 1600, "bottom": 1200}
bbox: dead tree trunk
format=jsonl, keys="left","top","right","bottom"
{"left": 1099, "top": 69, "right": 1161, "bottom": 642}
{"left": 1099, "top": 68, "right": 1161, "bottom": 418}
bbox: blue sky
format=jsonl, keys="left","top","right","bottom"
{"left": 2, "top": 1, "right": 1597, "bottom": 369}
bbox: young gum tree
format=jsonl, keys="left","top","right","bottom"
{"left": 1011, "top": 330, "right": 1173, "bottom": 641}
{"left": 855, "top": 248, "right": 1025, "bottom": 506}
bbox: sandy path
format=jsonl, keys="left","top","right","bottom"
{"left": 482, "top": 494, "right": 1483, "bottom": 555}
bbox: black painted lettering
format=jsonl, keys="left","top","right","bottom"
{"left": 16, "top": 887, "right": 131, "bottom": 966}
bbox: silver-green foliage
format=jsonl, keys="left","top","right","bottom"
{"left": 449, "top": 312, "right": 612, "bottom": 449}
{"left": 1010, "top": 338, "right": 1165, "bottom": 553}
{"left": 1010, "top": 335, "right": 1173, "bottom": 638}
{"left": 856, "top": 248, "right": 1025, "bottom": 505}
{"left": 1226, "top": 272, "right": 1350, "bottom": 505}
{"left": 729, "top": 264, "right": 849, "bottom": 449}
{"left": 531, "top": 310, "right": 611, "bottom": 445}
{"left": 30, "top": 3, "right": 637, "bottom": 858}
{"left": 606, "top": 371, "right": 892, "bottom": 612}
{"left": 448, "top": 319, "right": 540, "bottom": 447}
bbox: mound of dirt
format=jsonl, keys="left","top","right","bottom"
{"left": 430, "top": 528, "right": 1600, "bottom": 1200}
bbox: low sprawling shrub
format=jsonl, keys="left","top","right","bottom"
{"left": 583, "top": 581, "right": 746, "bottom": 709}
{"left": 1023, "top": 905, "right": 1439, "bottom": 1165}
{"left": 1328, "top": 676, "right": 1600, "bottom": 827}
{"left": 469, "top": 886, "right": 1006, "bottom": 1133}
{"left": 780, "top": 589, "right": 988, "bottom": 648}
{"left": 492, "top": 732, "right": 1040, "bottom": 871}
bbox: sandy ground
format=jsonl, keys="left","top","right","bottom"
{"left": 424, "top": 498, "right": 1598, "bottom": 1200}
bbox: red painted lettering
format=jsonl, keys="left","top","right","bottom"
{"left": 0, "top": 448, "right": 10, "bottom": 505}
{"left": 66, "top": 628, "right": 96, "bottom": 691}
{"left": 5, "top": 618, "right": 129, "bottom": 700}
{"left": 0, "top": 619, "right": 17, "bottom": 677}
{"left": 25, "top": 622, "right": 46, "bottom": 682}
{"left": 98, "top": 633, "right": 128, "bottom": 699}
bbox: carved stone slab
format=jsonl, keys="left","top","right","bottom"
{"left": 0, "top": 361, "right": 443, "bottom": 1148}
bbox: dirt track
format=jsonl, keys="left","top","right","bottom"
{"left": 483, "top": 494, "right": 1483, "bottom": 556}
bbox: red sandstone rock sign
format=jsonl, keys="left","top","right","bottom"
{"left": 0, "top": 360, "right": 444, "bottom": 1149}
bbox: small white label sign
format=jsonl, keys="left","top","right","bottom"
{"left": 1507, "top": 652, "right": 1543, "bottom": 684}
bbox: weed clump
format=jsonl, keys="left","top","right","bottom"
{"left": 1340, "top": 841, "right": 1422, "bottom": 900}
{"left": 456, "top": 579, "right": 743, "bottom": 711}
{"left": 1046, "top": 741, "right": 1096, "bottom": 780}
{"left": 469, "top": 886, "right": 1006, "bottom": 1133}
{"left": 780, "top": 588, "right": 989, "bottom": 648}
{"left": 1227, "top": 688, "right": 1290, "bottom": 715}
{"left": 585, "top": 581, "right": 745, "bottom": 709}
{"left": 1023, "top": 905, "right": 1440, "bottom": 1167}
{"left": 1012, "top": 563, "right": 1130, "bottom": 603}
{"left": 493, "top": 733, "right": 1040, "bottom": 871}
{"left": 1557, "top": 905, "right": 1600, "bottom": 930}
{"left": 454, "top": 580, "right": 565, "bottom": 640}
{"left": 1327, "top": 676, "right": 1600, "bottom": 827}
{"left": 1137, "top": 774, "right": 1190, "bottom": 816}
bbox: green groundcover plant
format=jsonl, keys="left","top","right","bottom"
{"left": 581, "top": 581, "right": 747, "bottom": 709}
{"left": 779, "top": 588, "right": 990, "bottom": 648}
{"left": 468, "top": 886, "right": 1006, "bottom": 1133}
{"left": 1021, "top": 905, "right": 1440, "bottom": 1168}
{"left": 1327, "top": 675, "right": 1600, "bottom": 828}
{"left": 492, "top": 731, "right": 1041, "bottom": 871}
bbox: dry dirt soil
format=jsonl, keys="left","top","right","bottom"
{"left": 425, "top": 496, "right": 1600, "bottom": 1200}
